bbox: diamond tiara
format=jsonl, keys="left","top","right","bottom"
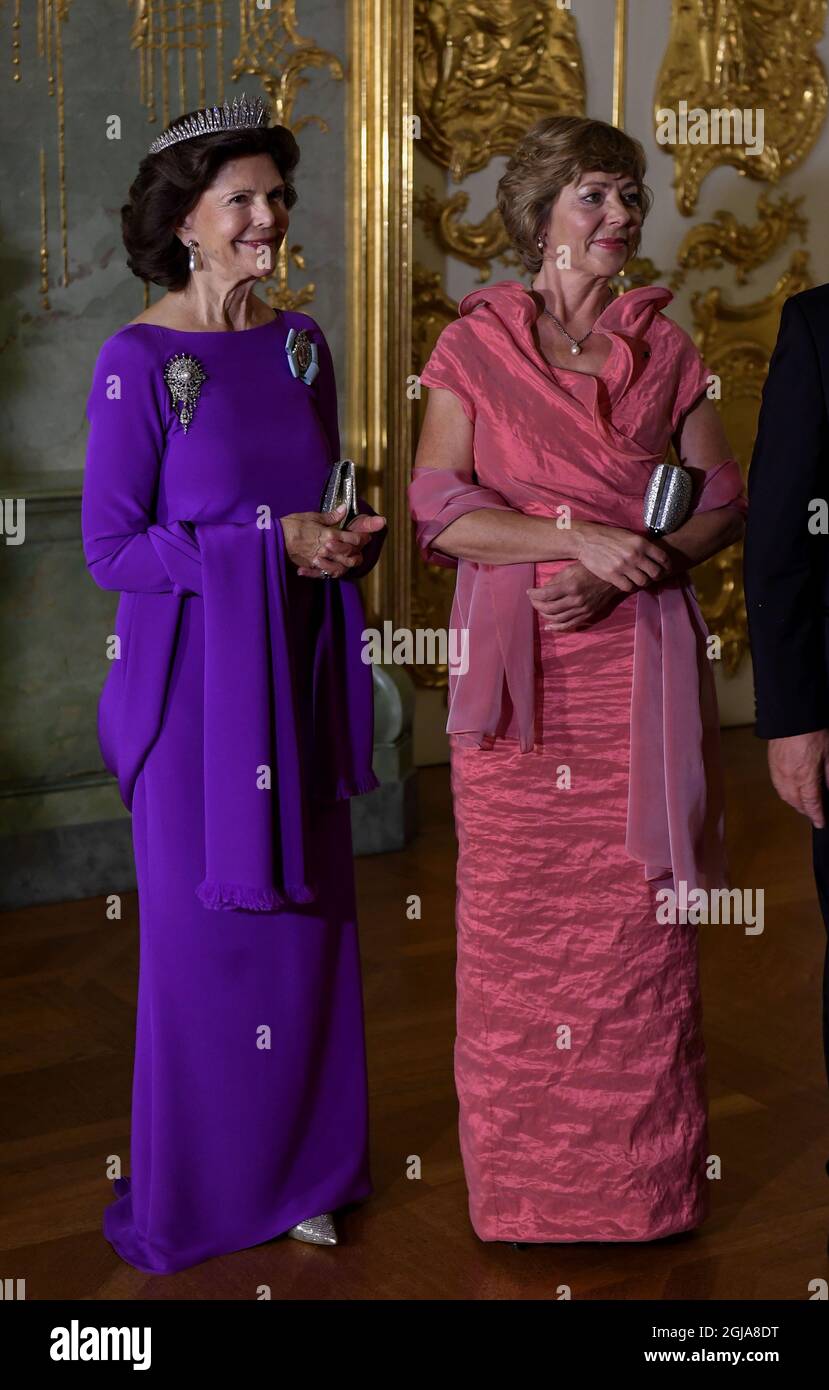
{"left": 148, "top": 92, "right": 272, "bottom": 155}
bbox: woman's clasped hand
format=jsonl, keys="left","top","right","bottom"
{"left": 526, "top": 520, "right": 672, "bottom": 630}
{"left": 280, "top": 501, "right": 387, "bottom": 578}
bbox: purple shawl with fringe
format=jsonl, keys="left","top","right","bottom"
{"left": 91, "top": 506, "right": 383, "bottom": 913}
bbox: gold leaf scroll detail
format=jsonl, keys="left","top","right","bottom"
{"left": 414, "top": 0, "right": 585, "bottom": 183}
{"left": 690, "top": 250, "right": 812, "bottom": 673}
{"left": 608, "top": 256, "right": 663, "bottom": 292}
{"left": 655, "top": 0, "right": 828, "bottom": 215}
{"left": 130, "top": 1, "right": 226, "bottom": 129}
{"left": 670, "top": 192, "right": 807, "bottom": 289}
{"left": 233, "top": 0, "right": 344, "bottom": 312}
{"left": 414, "top": 188, "right": 517, "bottom": 279}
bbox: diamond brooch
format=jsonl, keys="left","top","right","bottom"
{"left": 163, "top": 353, "right": 207, "bottom": 433}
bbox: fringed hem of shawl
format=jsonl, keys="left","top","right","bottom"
{"left": 332, "top": 770, "right": 380, "bottom": 800}
{"left": 196, "top": 878, "right": 317, "bottom": 912}
{"left": 312, "top": 770, "right": 380, "bottom": 805}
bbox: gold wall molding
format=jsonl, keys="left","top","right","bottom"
{"left": 131, "top": 1, "right": 228, "bottom": 128}
{"left": 413, "top": 187, "right": 517, "bottom": 279}
{"left": 610, "top": 256, "right": 662, "bottom": 291}
{"left": 346, "top": 0, "right": 414, "bottom": 627}
{"left": 670, "top": 191, "right": 808, "bottom": 290}
{"left": 612, "top": 0, "right": 627, "bottom": 128}
{"left": 690, "top": 251, "right": 813, "bottom": 672}
{"left": 655, "top": 0, "right": 828, "bottom": 214}
{"left": 9, "top": 0, "right": 73, "bottom": 294}
{"left": 413, "top": 0, "right": 585, "bottom": 182}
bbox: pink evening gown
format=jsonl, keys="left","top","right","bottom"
{"left": 410, "top": 279, "right": 747, "bottom": 1243}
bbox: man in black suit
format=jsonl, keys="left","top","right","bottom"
{"left": 744, "top": 286, "right": 829, "bottom": 1113}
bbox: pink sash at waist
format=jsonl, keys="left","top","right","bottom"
{"left": 408, "top": 458, "right": 748, "bottom": 893}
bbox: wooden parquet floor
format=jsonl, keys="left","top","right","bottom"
{"left": 1, "top": 728, "right": 827, "bottom": 1299}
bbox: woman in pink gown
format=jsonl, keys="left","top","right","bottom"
{"left": 408, "top": 117, "right": 747, "bottom": 1244}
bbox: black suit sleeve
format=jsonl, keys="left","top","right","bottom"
{"left": 744, "top": 295, "right": 829, "bottom": 738}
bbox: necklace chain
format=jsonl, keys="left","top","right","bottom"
{"left": 541, "top": 291, "right": 614, "bottom": 356}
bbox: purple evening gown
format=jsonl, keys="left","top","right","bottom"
{"left": 81, "top": 311, "right": 385, "bottom": 1274}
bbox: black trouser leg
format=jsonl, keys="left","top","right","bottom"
{"left": 809, "top": 807, "right": 829, "bottom": 1091}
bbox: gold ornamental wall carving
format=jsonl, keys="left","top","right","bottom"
{"left": 690, "top": 252, "right": 813, "bottom": 674}
{"left": 669, "top": 192, "right": 808, "bottom": 290}
{"left": 652, "top": 2, "right": 827, "bottom": 674}
{"left": 637, "top": 192, "right": 813, "bottom": 674}
{"left": 413, "top": 0, "right": 585, "bottom": 181}
{"left": 413, "top": 187, "right": 517, "bottom": 280}
{"left": 655, "top": 0, "right": 828, "bottom": 214}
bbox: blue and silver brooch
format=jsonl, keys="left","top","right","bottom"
{"left": 163, "top": 352, "right": 207, "bottom": 433}
{"left": 285, "top": 327, "right": 319, "bottom": 385}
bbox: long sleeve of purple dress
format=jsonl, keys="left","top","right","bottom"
{"left": 82, "top": 332, "right": 204, "bottom": 596}
{"left": 82, "top": 310, "right": 380, "bottom": 1275}
{"left": 82, "top": 312, "right": 384, "bottom": 910}
{"left": 82, "top": 326, "right": 384, "bottom": 592}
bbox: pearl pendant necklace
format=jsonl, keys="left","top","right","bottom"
{"left": 541, "top": 291, "right": 614, "bottom": 356}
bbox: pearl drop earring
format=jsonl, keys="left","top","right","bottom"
{"left": 188, "top": 240, "right": 200, "bottom": 272}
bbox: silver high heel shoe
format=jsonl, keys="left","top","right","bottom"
{"left": 286, "top": 1212, "right": 338, "bottom": 1245}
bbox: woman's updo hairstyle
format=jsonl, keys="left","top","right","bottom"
{"left": 497, "top": 115, "right": 653, "bottom": 275}
{"left": 121, "top": 119, "right": 300, "bottom": 290}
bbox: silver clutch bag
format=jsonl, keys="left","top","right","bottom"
{"left": 320, "top": 457, "right": 359, "bottom": 528}
{"left": 643, "top": 461, "right": 693, "bottom": 536}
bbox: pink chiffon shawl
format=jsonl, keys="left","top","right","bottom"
{"left": 408, "top": 279, "right": 748, "bottom": 894}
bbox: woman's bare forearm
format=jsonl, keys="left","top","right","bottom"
{"left": 656, "top": 506, "right": 745, "bottom": 577}
{"left": 430, "top": 509, "right": 586, "bottom": 564}
{"left": 429, "top": 501, "right": 743, "bottom": 573}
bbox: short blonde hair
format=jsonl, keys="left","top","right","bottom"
{"left": 497, "top": 116, "right": 653, "bottom": 275}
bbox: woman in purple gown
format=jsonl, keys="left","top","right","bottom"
{"left": 81, "top": 95, "right": 386, "bottom": 1274}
